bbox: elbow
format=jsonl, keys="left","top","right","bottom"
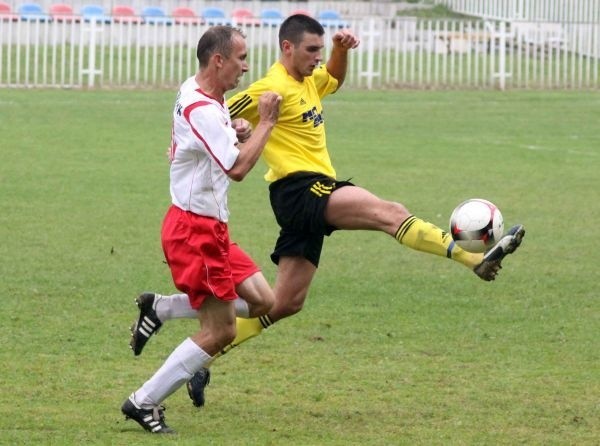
{"left": 227, "top": 168, "right": 246, "bottom": 182}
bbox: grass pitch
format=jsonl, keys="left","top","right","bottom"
{"left": 0, "top": 88, "right": 598, "bottom": 445}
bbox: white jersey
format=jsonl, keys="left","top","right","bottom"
{"left": 168, "top": 76, "right": 239, "bottom": 222}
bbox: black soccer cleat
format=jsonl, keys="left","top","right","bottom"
{"left": 187, "top": 367, "right": 211, "bottom": 408}
{"left": 121, "top": 397, "right": 175, "bottom": 434}
{"left": 129, "top": 293, "right": 163, "bottom": 356}
{"left": 474, "top": 224, "right": 525, "bottom": 281}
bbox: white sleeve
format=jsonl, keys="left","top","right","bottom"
{"left": 187, "top": 105, "right": 240, "bottom": 171}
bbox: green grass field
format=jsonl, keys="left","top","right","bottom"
{"left": 0, "top": 88, "right": 598, "bottom": 445}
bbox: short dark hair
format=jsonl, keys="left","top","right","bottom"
{"left": 196, "top": 26, "right": 245, "bottom": 68}
{"left": 278, "top": 14, "right": 324, "bottom": 49}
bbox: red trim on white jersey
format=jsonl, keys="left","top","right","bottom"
{"left": 183, "top": 100, "right": 231, "bottom": 173}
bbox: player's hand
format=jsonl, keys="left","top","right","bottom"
{"left": 332, "top": 30, "right": 360, "bottom": 51}
{"left": 257, "top": 91, "right": 282, "bottom": 125}
{"left": 232, "top": 118, "right": 252, "bottom": 143}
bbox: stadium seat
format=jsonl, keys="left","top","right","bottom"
{"left": 49, "top": 3, "right": 78, "bottom": 23}
{"left": 18, "top": 3, "right": 47, "bottom": 21}
{"left": 290, "top": 9, "right": 312, "bottom": 18}
{"left": 231, "top": 8, "right": 259, "bottom": 27}
{"left": 112, "top": 5, "right": 141, "bottom": 24}
{"left": 142, "top": 6, "right": 172, "bottom": 25}
{"left": 0, "top": 1, "right": 18, "bottom": 21}
{"left": 260, "top": 9, "right": 283, "bottom": 27}
{"left": 172, "top": 6, "right": 201, "bottom": 25}
{"left": 317, "top": 10, "right": 348, "bottom": 28}
{"left": 200, "top": 6, "right": 230, "bottom": 26}
{"left": 81, "top": 4, "right": 111, "bottom": 23}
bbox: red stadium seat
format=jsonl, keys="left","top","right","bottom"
{"left": 172, "top": 6, "right": 202, "bottom": 25}
{"left": 0, "top": 1, "right": 18, "bottom": 21}
{"left": 50, "top": 3, "right": 79, "bottom": 23}
{"left": 112, "top": 5, "right": 141, "bottom": 23}
{"left": 290, "top": 9, "right": 312, "bottom": 18}
{"left": 231, "top": 8, "right": 259, "bottom": 27}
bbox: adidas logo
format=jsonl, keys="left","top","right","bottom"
{"left": 139, "top": 316, "right": 157, "bottom": 338}
{"left": 310, "top": 181, "right": 334, "bottom": 197}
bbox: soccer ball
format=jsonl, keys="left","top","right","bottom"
{"left": 449, "top": 198, "right": 504, "bottom": 253}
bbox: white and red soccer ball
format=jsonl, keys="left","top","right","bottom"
{"left": 449, "top": 198, "right": 504, "bottom": 253}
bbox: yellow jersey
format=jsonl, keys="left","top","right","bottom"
{"left": 227, "top": 61, "right": 339, "bottom": 182}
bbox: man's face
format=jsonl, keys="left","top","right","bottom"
{"left": 221, "top": 34, "right": 249, "bottom": 91}
{"left": 290, "top": 32, "right": 324, "bottom": 78}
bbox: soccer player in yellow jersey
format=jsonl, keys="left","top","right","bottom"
{"left": 130, "top": 15, "right": 525, "bottom": 406}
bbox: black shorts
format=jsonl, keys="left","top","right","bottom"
{"left": 268, "top": 171, "right": 354, "bottom": 267}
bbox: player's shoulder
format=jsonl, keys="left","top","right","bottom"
{"left": 180, "top": 82, "right": 222, "bottom": 110}
{"left": 249, "top": 63, "right": 290, "bottom": 92}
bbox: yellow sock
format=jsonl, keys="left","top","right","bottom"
{"left": 215, "top": 316, "right": 270, "bottom": 357}
{"left": 395, "top": 216, "right": 482, "bottom": 268}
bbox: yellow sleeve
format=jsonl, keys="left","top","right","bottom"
{"left": 313, "top": 65, "right": 339, "bottom": 97}
{"left": 227, "top": 79, "right": 271, "bottom": 125}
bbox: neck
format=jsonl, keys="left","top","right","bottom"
{"left": 280, "top": 59, "right": 303, "bottom": 83}
{"left": 194, "top": 72, "right": 224, "bottom": 101}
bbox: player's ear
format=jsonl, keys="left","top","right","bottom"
{"left": 281, "top": 40, "right": 293, "bottom": 53}
{"left": 213, "top": 53, "right": 224, "bottom": 68}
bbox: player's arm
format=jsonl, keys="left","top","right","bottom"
{"left": 228, "top": 92, "right": 281, "bottom": 182}
{"left": 325, "top": 30, "right": 360, "bottom": 88}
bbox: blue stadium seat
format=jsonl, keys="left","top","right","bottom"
{"left": 18, "top": 3, "right": 47, "bottom": 21}
{"left": 81, "top": 4, "right": 111, "bottom": 23}
{"left": 260, "top": 9, "right": 283, "bottom": 27}
{"left": 142, "top": 6, "right": 172, "bottom": 25}
{"left": 317, "top": 10, "right": 348, "bottom": 28}
{"left": 201, "top": 6, "right": 230, "bottom": 26}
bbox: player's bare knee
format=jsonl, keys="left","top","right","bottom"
{"left": 379, "top": 200, "right": 410, "bottom": 233}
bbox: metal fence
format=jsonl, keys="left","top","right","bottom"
{"left": 1, "top": 17, "right": 599, "bottom": 90}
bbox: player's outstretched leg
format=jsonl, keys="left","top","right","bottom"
{"left": 129, "top": 293, "right": 163, "bottom": 356}
{"left": 474, "top": 224, "right": 525, "bottom": 281}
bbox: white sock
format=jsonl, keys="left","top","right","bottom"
{"left": 233, "top": 297, "right": 250, "bottom": 318}
{"left": 154, "top": 293, "right": 197, "bottom": 321}
{"left": 132, "top": 338, "right": 211, "bottom": 407}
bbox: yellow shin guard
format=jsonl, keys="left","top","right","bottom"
{"left": 216, "top": 317, "right": 265, "bottom": 357}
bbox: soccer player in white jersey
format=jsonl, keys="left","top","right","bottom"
{"left": 121, "top": 26, "right": 281, "bottom": 434}
{"left": 133, "top": 15, "right": 525, "bottom": 408}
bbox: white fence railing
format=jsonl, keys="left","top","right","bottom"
{"left": 435, "top": 0, "right": 600, "bottom": 22}
{"left": 1, "top": 17, "right": 599, "bottom": 90}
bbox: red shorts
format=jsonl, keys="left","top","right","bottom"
{"left": 161, "top": 205, "right": 260, "bottom": 310}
